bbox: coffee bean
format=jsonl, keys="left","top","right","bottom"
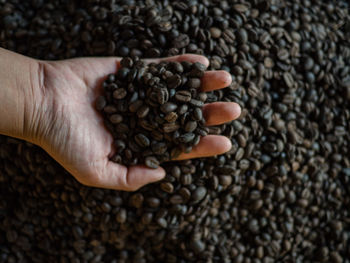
{"left": 129, "top": 100, "right": 143, "bottom": 112}
{"left": 109, "top": 114, "right": 123, "bottom": 124}
{"left": 96, "top": 96, "right": 107, "bottom": 111}
{"left": 164, "top": 112, "right": 178, "bottom": 123}
{"left": 189, "top": 62, "right": 206, "bottom": 78}
{"left": 237, "top": 28, "right": 248, "bottom": 43}
{"left": 151, "top": 142, "right": 167, "bottom": 155}
{"left": 137, "top": 105, "right": 150, "bottom": 118}
{"left": 120, "top": 57, "right": 133, "bottom": 68}
{"left": 163, "top": 123, "right": 180, "bottom": 133}
{"left": 185, "top": 121, "right": 197, "bottom": 133}
{"left": 189, "top": 99, "right": 204, "bottom": 107}
{"left": 178, "top": 133, "right": 195, "bottom": 143}
{"left": 103, "top": 105, "right": 117, "bottom": 114}
{"left": 160, "top": 102, "right": 178, "bottom": 113}
{"left": 135, "top": 134, "right": 150, "bottom": 148}
{"left": 157, "top": 88, "right": 169, "bottom": 105}
{"left": 173, "top": 34, "right": 190, "bottom": 49}
{"left": 210, "top": 27, "right": 222, "bottom": 38}
{"left": 175, "top": 91, "right": 191, "bottom": 102}
{"left": 177, "top": 104, "right": 189, "bottom": 115}
{"left": 192, "top": 187, "right": 207, "bottom": 203}
{"left": 188, "top": 78, "right": 201, "bottom": 89}
{"left": 167, "top": 74, "right": 182, "bottom": 89}
{"left": 144, "top": 156, "right": 159, "bottom": 169}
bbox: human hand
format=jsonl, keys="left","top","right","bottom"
{"left": 31, "top": 55, "right": 240, "bottom": 191}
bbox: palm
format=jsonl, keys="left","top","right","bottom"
{"left": 38, "top": 55, "right": 240, "bottom": 191}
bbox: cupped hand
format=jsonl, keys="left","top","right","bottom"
{"left": 33, "top": 55, "right": 241, "bottom": 191}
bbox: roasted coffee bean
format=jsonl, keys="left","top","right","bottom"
{"left": 151, "top": 142, "right": 167, "bottom": 155}
{"left": 157, "top": 88, "right": 169, "bottom": 105}
{"left": 109, "top": 114, "right": 123, "bottom": 124}
{"left": 188, "top": 78, "right": 201, "bottom": 89}
{"left": 103, "top": 105, "right": 117, "bottom": 114}
{"left": 163, "top": 123, "right": 180, "bottom": 133}
{"left": 145, "top": 156, "right": 160, "bottom": 169}
{"left": 189, "top": 62, "right": 206, "bottom": 77}
{"left": 167, "top": 74, "right": 182, "bottom": 89}
{"left": 178, "top": 133, "right": 195, "bottom": 143}
{"left": 137, "top": 105, "right": 150, "bottom": 118}
{"left": 164, "top": 112, "right": 178, "bottom": 123}
{"left": 175, "top": 90, "right": 191, "bottom": 102}
{"left": 129, "top": 100, "right": 143, "bottom": 112}
{"left": 173, "top": 34, "right": 190, "bottom": 49}
{"left": 96, "top": 96, "right": 107, "bottom": 111}
{"left": 135, "top": 134, "right": 150, "bottom": 148}
{"left": 189, "top": 99, "right": 204, "bottom": 107}
{"left": 177, "top": 104, "right": 189, "bottom": 115}
{"left": 160, "top": 102, "right": 178, "bottom": 113}
{"left": 185, "top": 121, "right": 198, "bottom": 133}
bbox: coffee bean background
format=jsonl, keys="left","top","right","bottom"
{"left": 1, "top": 0, "right": 350, "bottom": 262}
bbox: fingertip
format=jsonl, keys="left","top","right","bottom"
{"left": 152, "top": 166, "right": 166, "bottom": 181}
{"left": 229, "top": 102, "right": 242, "bottom": 120}
{"left": 201, "top": 71, "right": 232, "bottom": 92}
{"left": 222, "top": 71, "right": 232, "bottom": 87}
{"left": 220, "top": 136, "right": 232, "bottom": 153}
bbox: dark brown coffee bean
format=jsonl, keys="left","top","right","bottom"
{"left": 173, "top": 34, "right": 190, "bottom": 49}
{"left": 178, "top": 133, "right": 195, "bottom": 143}
{"left": 189, "top": 62, "right": 206, "bottom": 77}
{"left": 189, "top": 99, "right": 204, "bottom": 107}
{"left": 188, "top": 78, "right": 201, "bottom": 89}
{"left": 167, "top": 74, "right": 182, "bottom": 89}
{"left": 185, "top": 121, "right": 197, "bottom": 132}
{"left": 129, "top": 100, "right": 143, "bottom": 112}
{"left": 177, "top": 104, "right": 189, "bottom": 115}
{"left": 96, "top": 96, "right": 107, "bottom": 111}
{"left": 103, "top": 105, "right": 117, "bottom": 114}
{"left": 151, "top": 142, "right": 167, "bottom": 155}
{"left": 109, "top": 114, "right": 123, "bottom": 124}
{"left": 135, "top": 134, "right": 150, "bottom": 148}
{"left": 175, "top": 90, "right": 192, "bottom": 102}
{"left": 160, "top": 102, "right": 178, "bottom": 113}
{"left": 163, "top": 123, "right": 180, "bottom": 133}
{"left": 160, "top": 182, "right": 174, "bottom": 193}
{"left": 192, "top": 187, "right": 207, "bottom": 203}
{"left": 210, "top": 27, "right": 222, "bottom": 38}
{"left": 172, "top": 62, "right": 184, "bottom": 73}
{"left": 113, "top": 88, "right": 127, "bottom": 99}
{"left": 157, "top": 88, "right": 169, "bottom": 105}
{"left": 144, "top": 156, "right": 159, "bottom": 169}
{"left": 170, "top": 147, "right": 182, "bottom": 159}
{"left": 136, "top": 105, "right": 150, "bottom": 118}
{"left": 164, "top": 112, "right": 178, "bottom": 123}
{"left": 237, "top": 28, "right": 248, "bottom": 43}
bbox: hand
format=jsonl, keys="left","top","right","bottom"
{"left": 32, "top": 55, "right": 241, "bottom": 191}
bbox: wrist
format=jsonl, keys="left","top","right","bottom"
{"left": 0, "top": 48, "right": 46, "bottom": 143}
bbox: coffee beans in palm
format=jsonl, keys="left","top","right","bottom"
{"left": 97, "top": 57, "right": 207, "bottom": 168}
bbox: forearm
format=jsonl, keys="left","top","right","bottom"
{"left": 0, "top": 47, "right": 42, "bottom": 142}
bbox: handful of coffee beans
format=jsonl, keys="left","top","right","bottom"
{"left": 96, "top": 57, "right": 208, "bottom": 168}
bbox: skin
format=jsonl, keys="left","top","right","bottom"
{"left": 0, "top": 47, "right": 241, "bottom": 191}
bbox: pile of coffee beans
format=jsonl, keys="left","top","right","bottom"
{"left": 1, "top": 0, "right": 350, "bottom": 262}
{"left": 97, "top": 57, "right": 208, "bottom": 168}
